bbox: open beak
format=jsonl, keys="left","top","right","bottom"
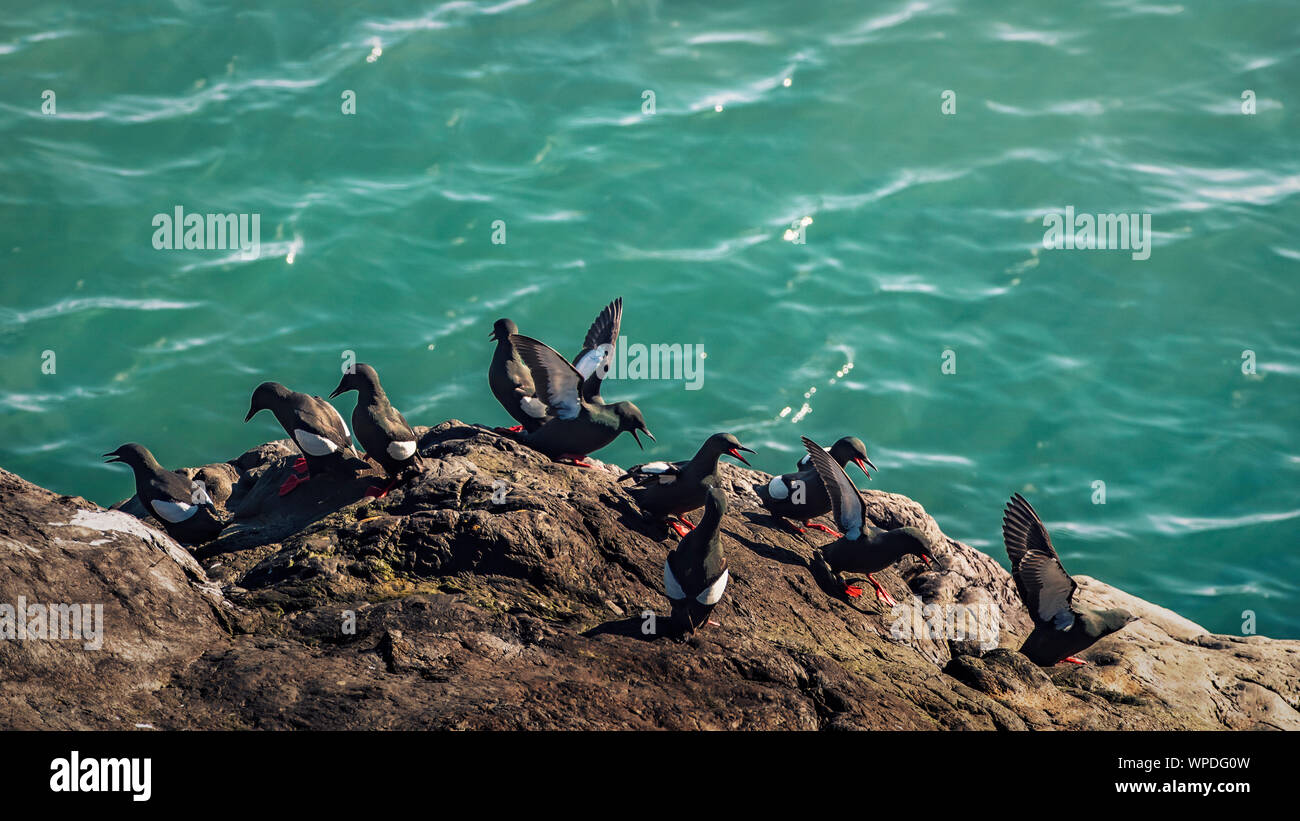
{"left": 489, "top": 330, "right": 498, "bottom": 341}
{"left": 328, "top": 384, "right": 344, "bottom": 399}
{"left": 102, "top": 452, "right": 121, "bottom": 463}
{"left": 632, "top": 428, "right": 655, "bottom": 449}
{"left": 923, "top": 554, "right": 944, "bottom": 571}
{"left": 727, "top": 446, "right": 754, "bottom": 467}
{"left": 854, "top": 457, "right": 877, "bottom": 480}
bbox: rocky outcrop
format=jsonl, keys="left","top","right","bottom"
{"left": 2, "top": 421, "right": 1296, "bottom": 730}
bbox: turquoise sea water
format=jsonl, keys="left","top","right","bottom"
{"left": 2, "top": 1, "right": 1297, "bottom": 638}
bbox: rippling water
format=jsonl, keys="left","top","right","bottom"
{"left": 2, "top": 0, "right": 1297, "bottom": 637}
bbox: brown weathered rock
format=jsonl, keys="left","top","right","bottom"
{"left": 1, "top": 420, "right": 1296, "bottom": 730}
{"left": 0, "top": 470, "right": 232, "bottom": 729}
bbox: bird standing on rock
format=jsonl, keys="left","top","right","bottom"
{"left": 488, "top": 298, "right": 622, "bottom": 433}
{"left": 619, "top": 432, "right": 755, "bottom": 537}
{"left": 1002, "top": 493, "right": 1136, "bottom": 666}
{"left": 103, "top": 443, "right": 225, "bottom": 543}
{"left": 508, "top": 333, "right": 653, "bottom": 466}
{"left": 801, "top": 436, "right": 940, "bottom": 606}
{"left": 245, "top": 381, "right": 357, "bottom": 495}
{"left": 757, "top": 435, "right": 876, "bottom": 536}
{"left": 488, "top": 318, "right": 547, "bottom": 433}
{"left": 329, "top": 363, "right": 422, "bottom": 498}
{"left": 663, "top": 480, "right": 730, "bottom": 634}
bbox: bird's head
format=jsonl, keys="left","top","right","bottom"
{"left": 702, "top": 479, "right": 729, "bottom": 517}
{"left": 613, "top": 402, "right": 654, "bottom": 449}
{"left": 1098, "top": 608, "right": 1138, "bottom": 636}
{"left": 902, "top": 529, "right": 943, "bottom": 570}
{"left": 489, "top": 318, "right": 518, "bottom": 342}
{"left": 831, "top": 436, "right": 877, "bottom": 479}
{"left": 245, "top": 381, "right": 290, "bottom": 422}
{"left": 103, "top": 443, "right": 153, "bottom": 468}
{"left": 330, "top": 363, "right": 380, "bottom": 399}
{"left": 704, "top": 432, "right": 754, "bottom": 466}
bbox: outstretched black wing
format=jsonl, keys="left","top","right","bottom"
{"left": 571, "top": 298, "right": 621, "bottom": 401}
{"left": 512, "top": 334, "right": 584, "bottom": 420}
{"left": 1002, "top": 494, "right": 1077, "bottom": 626}
{"left": 801, "top": 436, "right": 864, "bottom": 537}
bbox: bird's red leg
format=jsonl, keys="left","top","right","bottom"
{"left": 802, "top": 520, "right": 842, "bottom": 538}
{"left": 677, "top": 515, "right": 694, "bottom": 531}
{"left": 364, "top": 479, "right": 399, "bottom": 499}
{"left": 293, "top": 458, "right": 309, "bottom": 474}
{"left": 867, "top": 574, "right": 898, "bottom": 607}
{"left": 1062, "top": 656, "right": 1088, "bottom": 666}
{"left": 279, "top": 471, "right": 310, "bottom": 496}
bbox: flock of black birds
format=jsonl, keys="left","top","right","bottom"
{"left": 103, "top": 297, "right": 1136, "bottom": 664}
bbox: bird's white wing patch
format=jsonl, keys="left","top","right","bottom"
{"left": 548, "top": 393, "right": 580, "bottom": 420}
{"left": 573, "top": 347, "right": 604, "bottom": 379}
{"left": 663, "top": 558, "right": 686, "bottom": 600}
{"left": 767, "top": 475, "right": 790, "bottom": 500}
{"left": 1052, "top": 610, "right": 1076, "bottom": 631}
{"left": 695, "top": 569, "right": 730, "bottom": 606}
{"left": 636, "top": 462, "right": 677, "bottom": 484}
{"left": 520, "top": 395, "right": 549, "bottom": 418}
{"left": 150, "top": 498, "right": 198, "bottom": 523}
{"left": 387, "top": 440, "right": 417, "bottom": 461}
{"left": 294, "top": 428, "right": 339, "bottom": 456}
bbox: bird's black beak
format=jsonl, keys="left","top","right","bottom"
{"left": 923, "top": 554, "right": 944, "bottom": 571}
{"left": 489, "top": 329, "right": 497, "bottom": 341}
{"left": 328, "top": 382, "right": 344, "bottom": 399}
{"left": 244, "top": 406, "right": 256, "bottom": 423}
{"left": 728, "top": 446, "right": 754, "bottom": 466}
{"left": 632, "top": 428, "right": 655, "bottom": 449}
{"left": 102, "top": 451, "right": 121, "bottom": 464}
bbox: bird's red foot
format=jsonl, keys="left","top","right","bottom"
{"left": 293, "top": 458, "right": 309, "bottom": 474}
{"left": 803, "top": 521, "right": 842, "bottom": 538}
{"left": 669, "top": 520, "right": 691, "bottom": 538}
{"left": 676, "top": 516, "right": 695, "bottom": 531}
{"left": 364, "top": 479, "right": 399, "bottom": 499}
{"left": 1062, "top": 656, "right": 1087, "bottom": 666}
{"left": 843, "top": 584, "right": 863, "bottom": 598}
{"left": 558, "top": 454, "right": 593, "bottom": 468}
{"left": 868, "top": 574, "right": 898, "bottom": 607}
{"left": 279, "top": 472, "right": 310, "bottom": 496}
{"left": 706, "top": 619, "right": 720, "bottom": 627}
{"left": 506, "top": 424, "right": 524, "bottom": 433}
